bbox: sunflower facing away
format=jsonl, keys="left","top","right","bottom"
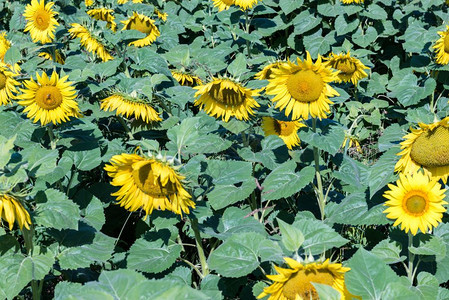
{"left": 17, "top": 71, "right": 81, "bottom": 125}
{"left": 258, "top": 257, "right": 354, "bottom": 300}
{"left": 38, "top": 48, "right": 65, "bottom": 64}
{"left": 234, "top": 0, "right": 260, "bottom": 10}
{"left": 212, "top": 0, "right": 235, "bottom": 11}
{"left": 0, "top": 194, "right": 31, "bottom": 231}
{"left": 340, "top": 0, "right": 364, "bottom": 4}
{"left": 255, "top": 61, "right": 284, "bottom": 80}
{"left": 0, "top": 63, "right": 20, "bottom": 106}
{"left": 433, "top": 25, "right": 449, "bottom": 65}
{"left": 23, "top": 0, "right": 59, "bottom": 44}
{"left": 104, "top": 153, "right": 195, "bottom": 216}
{"left": 383, "top": 172, "right": 447, "bottom": 235}
{"left": 0, "top": 32, "right": 11, "bottom": 62}
{"left": 342, "top": 136, "right": 362, "bottom": 153}
{"left": 194, "top": 77, "right": 260, "bottom": 122}
{"left": 87, "top": 8, "right": 117, "bottom": 32}
{"left": 100, "top": 93, "right": 162, "bottom": 123}
{"left": 395, "top": 117, "right": 449, "bottom": 183}
{"left": 121, "top": 12, "right": 160, "bottom": 47}
{"left": 68, "top": 23, "right": 113, "bottom": 62}
{"left": 172, "top": 70, "right": 203, "bottom": 87}
{"left": 266, "top": 51, "right": 339, "bottom": 120}
{"left": 325, "top": 52, "right": 369, "bottom": 85}
{"left": 261, "top": 117, "right": 305, "bottom": 149}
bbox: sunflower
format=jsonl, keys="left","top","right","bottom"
{"left": 87, "top": 8, "right": 117, "bottom": 32}
{"left": 433, "top": 25, "right": 449, "bottom": 65}
{"left": 85, "top": 0, "right": 94, "bottom": 6}
{"left": 38, "top": 49, "right": 65, "bottom": 64}
{"left": 258, "top": 257, "right": 353, "bottom": 300}
{"left": 104, "top": 153, "right": 195, "bottom": 216}
{"left": 154, "top": 8, "right": 168, "bottom": 22}
{"left": 0, "top": 194, "right": 31, "bottom": 231}
{"left": 121, "top": 12, "right": 160, "bottom": 47}
{"left": 100, "top": 93, "right": 162, "bottom": 123}
{"left": 172, "top": 70, "right": 203, "bottom": 87}
{"left": 68, "top": 23, "right": 113, "bottom": 62}
{"left": 383, "top": 172, "right": 447, "bottom": 235}
{"left": 342, "top": 136, "right": 362, "bottom": 153}
{"left": 212, "top": 0, "right": 235, "bottom": 11}
{"left": 194, "top": 77, "right": 260, "bottom": 122}
{"left": 0, "top": 32, "right": 11, "bottom": 62}
{"left": 265, "top": 51, "right": 339, "bottom": 120}
{"left": 0, "top": 63, "right": 20, "bottom": 106}
{"left": 117, "top": 0, "right": 142, "bottom": 3}
{"left": 324, "top": 52, "right": 369, "bottom": 85}
{"left": 395, "top": 117, "right": 449, "bottom": 184}
{"left": 261, "top": 117, "right": 305, "bottom": 149}
{"left": 234, "top": 0, "right": 259, "bottom": 10}
{"left": 23, "top": 0, "right": 59, "bottom": 44}
{"left": 255, "top": 61, "right": 284, "bottom": 80}
{"left": 340, "top": 0, "right": 364, "bottom": 3}
{"left": 17, "top": 71, "right": 81, "bottom": 125}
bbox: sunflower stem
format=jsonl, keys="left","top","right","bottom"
{"left": 23, "top": 227, "right": 41, "bottom": 300}
{"left": 47, "top": 125, "right": 56, "bottom": 150}
{"left": 190, "top": 217, "right": 210, "bottom": 278}
{"left": 116, "top": 116, "right": 134, "bottom": 140}
{"left": 312, "top": 118, "right": 325, "bottom": 220}
{"left": 407, "top": 232, "right": 416, "bottom": 285}
{"left": 244, "top": 10, "right": 252, "bottom": 58}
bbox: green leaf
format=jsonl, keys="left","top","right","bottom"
{"left": 54, "top": 282, "right": 114, "bottom": 300}
{"left": 4, "top": 46, "right": 21, "bottom": 66}
{"left": 298, "top": 121, "right": 345, "bottom": 155}
{"left": 378, "top": 124, "right": 404, "bottom": 152}
{"left": 35, "top": 189, "right": 80, "bottom": 230}
{"left": 128, "top": 47, "right": 171, "bottom": 76}
{"left": 21, "top": 147, "right": 58, "bottom": 177}
{"left": 64, "top": 148, "right": 102, "bottom": 171}
{"left": 0, "top": 135, "right": 16, "bottom": 169}
{"left": 277, "top": 219, "right": 304, "bottom": 252}
{"left": 262, "top": 161, "right": 314, "bottom": 201}
{"left": 312, "top": 283, "right": 341, "bottom": 300}
{"left": 368, "top": 147, "right": 400, "bottom": 198}
{"left": 410, "top": 235, "right": 447, "bottom": 261}
{"left": 227, "top": 53, "right": 248, "bottom": 78}
{"left": 411, "top": 272, "right": 439, "bottom": 300}
{"left": 207, "top": 180, "right": 256, "bottom": 210}
{"left": 303, "top": 29, "right": 334, "bottom": 58}
{"left": 206, "top": 160, "right": 253, "bottom": 185}
{"left": 381, "top": 281, "right": 421, "bottom": 300}
{"left": 279, "top": 0, "right": 303, "bottom": 14}
{"left": 371, "top": 239, "right": 406, "bottom": 264}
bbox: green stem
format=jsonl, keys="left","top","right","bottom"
{"left": 23, "top": 227, "right": 41, "bottom": 300}
{"left": 116, "top": 116, "right": 134, "bottom": 140}
{"left": 312, "top": 118, "right": 325, "bottom": 220}
{"left": 408, "top": 232, "right": 416, "bottom": 285}
{"left": 47, "top": 125, "right": 56, "bottom": 150}
{"left": 190, "top": 217, "right": 209, "bottom": 278}
{"left": 244, "top": 10, "right": 252, "bottom": 58}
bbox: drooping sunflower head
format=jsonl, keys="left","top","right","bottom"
{"left": 87, "top": 8, "right": 117, "bottom": 32}
{"left": 0, "top": 32, "right": 11, "bottom": 62}
{"left": 104, "top": 153, "right": 195, "bottom": 216}
{"left": 212, "top": 0, "right": 235, "bottom": 11}
{"left": 0, "top": 62, "right": 20, "bottom": 106}
{"left": 17, "top": 71, "right": 81, "bottom": 126}
{"left": 193, "top": 77, "right": 260, "bottom": 122}
{"left": 255, "top": 61, "right": 284, "bottom": 80}
{"left": 340, "top": 0, "right": 364, "bottom": 3}
{"left": 23, "top": 0, "right": 59, "bottom": 44}
{"left": 154, "top": 8, "right": 168, "bottom": 22}
{"left": 266, "top": 51, "right": 339, "bottom": 120}
{"left": 324, "top": 52, "right": 369, "bottom": 85}
{"left": 383, "top": 172, "right": 447, "bottom": 235}
{"left": 258, "top": 257, "right": 353, "bottom": 300}
{"left": 342, "top": 135, "right": 362, "bottom": 154}
{"left": 0, "top": 194, "right": 31, "bottom": 231}
{"left": 234, "top": 0, "right": 260, "bottom": 10}
{"left": 395, "top": 117, "right": 449, "bottom": 183}
{"left": 261, "top": 117, "right": 305, "bottom": 149}
{"left": 121, "top": 12, "right": 160, "bottom": 47}
{"left": 100, "top": 92, "right": 162, "bottom": 123}
{"left": 68, "top": 23, "right": 113, "bottom": 62}
{"left": 172, "top": 70, "right": 203, "bottom": 87}
{"left": 433, "top": 25, "right": 449, "bottom": 65}
{"left": 38, "top": 48, "right": 65, "bottom": 64}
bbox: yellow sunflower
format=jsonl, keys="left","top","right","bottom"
{"left": 38, "top": 48, "right": 65, "bottom": 64}
{"left": 342, "top": 136, "right": 362, "bottom": 153}
{"left": 0, "top": 194, "right": 31, "bottom": 231}
{"left": 265, "top": 51, "right": 339, "bottom": 120}
{"left": 100, "top": 93, "right": 162, "bottom": 123}
{"left": 0, "top": 63, "right": 20, "bottom": 106}
{"left": 212, "top": 0, "right": 235, "bottom": 11}
{"left": 0, "top": 32, "right": 11, "bottom": 62}
{"left": 68, "top": 23, "right": 113, "bottom": 62}
{"left": 104, "top": 153, "right": 195, "bottom": 216}
{"left": 23, "top": 0, "right": 59, "bottom": 44}
{"left": 85, "top": 0, "right": 94, "bottom": 6}
{"left": 383, "top": 172, "right": 447, "bottom": 235}
{"left": 194, "top": 77, "right": 260, "bottom": 122}
{"left": 324, "top": 52, "right": 369, "bottom": 85}
{"left": 258, "top": 257, "right": 353, "bottom": 300}
{"left": 87, "top": 8, "right": 117, "bottom": 32}
{"left": 121, "top": 12, "right": 160, "bottom": 47}
{"left": 17, "top": 71, "right": 81, "bottom": 125}
{"left": 255, "top": 61, "right": 284, "bottom": 80}
{"left": 395, "top": 117, "right": 449, "bottom": 184}
{"left": 234, "top": 0, "right": 259, "bottom": 10}
{"left": 154, "top": 8, "right": 168, "bottom": 22}
{"left": 117, "top": 0, "right": 142, "bottom": 3}
{"left": 172, "top": 70, "right": 203, "bottom": 87}
{"left": 340, "top": 0, "right": 364, "bottom": 3}
{"left": 261, "top": 117, "right": 305, "bottom": 149}
{"left": 433, "top": 25, "right": 449, "bottom": 65}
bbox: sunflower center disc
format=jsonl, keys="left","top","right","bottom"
{"left": 444, "top": 34, "right": 449, "bottom": 53}
{"left": 128, "top": 18, "right": 152, "bottom": 34}
{"left": 405, "top": 194, "right": 428, "bottom": 215}
{"left": 282, "top": 269, "right": 335, "bottom": 300}
{"left": 336, "top": 59, "right": 356, "bottom": 75}
{"left": 35, "top": 85, "right": 63, "bottom": 110}
{"left": 286, "top": 70, "right": 323, "bottom": 103}
{"left": 132, "top": 162, "right": 175, "bottom": 197}
{"left": 273, "top": 120, "right": 296, "bottom": 136}
{"left": 410, "top": 126, "right": 449, "bottom": 168}
{"left": 0, "top": 72, "right": 6, "bottom": 90}
{"left": 34, "top": 10, "right": 51, "bottom": 30}
{"left": 209, "top": 83, "right": 245, "bottom": 106}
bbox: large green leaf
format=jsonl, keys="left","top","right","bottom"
{"left": 207, "top": 180, "right": 256, "bottom": 210}
{"left": 35, "top": 189, "right": 80, "bottom": 230}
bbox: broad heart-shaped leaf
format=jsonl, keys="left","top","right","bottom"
{"left": 127, "top": 47, "right": 171, "bottom": 76}
{"left": 207, "top": 180, "right": 256, "bottom": 210}
{"left": 238, "top": 135, "right": 289, "bottom": 170}
{"left": 262, "top": 161, "right": 314, "bottom": 201}
{"left": 433, "top": 223, "right": 449, "bottom": 283}
{"left": 368, "top": 147, "right": 400, "bottom": 199}
{"left": 20, "top": 147, "right": 58, "bottom": 177}
{"left": 333, "top": 156, "right": 370, "bottom": 193}
{"left": 64, "top": 147, "right": 102, "bottom": 171}
{"left": 277, "top": 219, "right": 304, "bottom": 252}
{"left": 54, "top": 282, "right": 114, "bottom": 300}
{"left": 206, "top": 159, "right": 253, "bottom": 185}
{"left": 378, "top": 124, "right": 405, "bottom": 152}
{"left": 387, "top": 70, "right": 435, "bottom": 107}
{"left": 380, "top": 281, "right": 421, "bottom": 300}
{"left": 35, "top": 189, "right": 80, "bottom": 230}
{"left": 371, "top": 239, "right": 406, "bottom": 264}
{"left": 0, "top": 135, "right": 15, "bottom": 169}
{"left": 410, "top": 272, "right": 439, "bottom": 300}
{"left": 346, "top": 248, "right": 400, "bottom": 300}
{"left": 298, "top": 120, "right": 345, "bottom": 155}
{"left": 227, "top": 53, "right": 248, "bottom": 77}
{"left": 127, "top": 237, "right": 182, "bottom": 274}
{"left": 279, "top": 0, "right": 303, "bottom": 14}
{"left": 410, "top": 235, "right": 447, "bottom": 261}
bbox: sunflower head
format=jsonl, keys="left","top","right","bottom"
{"left": 255, "top": 61, "right": 284, "bottom": 80}
{"left": 212, "top": 0, "right": 235, "bottom": 11}
{"left": 383, "top": 172, "right": 447, "bottom": 235}
{"left": 0, "top": 62, "right": 20, "bottom": 106}
{"left": 0, "top": 32, "right": 11, "bottom": 62}
{"left": 68, "top": 23, "right": 113, "bottom": 62}
{"left": 87, "top": 8, "right": 117, "bottom": 32}
{"left": 154, "top": 8, "right": 168, "bottom": 22}
{"left": 104, "top": 152, "right": 194, "bottom": 216}
{"left": 340, "top": 0, "right": 364, "bottom": 3}
{"left": 324, "top": 52, "right": 369, "bottom": 85}
{"left": 0, "top": 194, "right": 31, "bottom": 231}
{"left": 172, "top": 70, "right": 203, "bottom": 87}
{"left": 342, "top": 135, "right": 362, "bottom": 154}
{"left": 433, "top": 25, "right": 449, "bottom": 65}
{"left": 23, "top": 0, "right": 59, "bottom": 44}
{"left": 234, "top": 0, "right": 260, "bottom": 10}
{"left": 261, "top": 117, "right": 305, "bottom": 149}
{"left": 193, "top": 77, "right": 260, "bottom": 122}
{"left": 266, "top": 51, "right": 339, "bottom": 120}
{"left": 38, "top": 48, "right": 65, "bottom": 64}
{"left": 121, "top": 12, "right": 160, "bottom": 47}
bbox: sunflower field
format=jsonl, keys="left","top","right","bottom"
{"left": 2, "top": 0, "right": 449, "bottom": 298}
